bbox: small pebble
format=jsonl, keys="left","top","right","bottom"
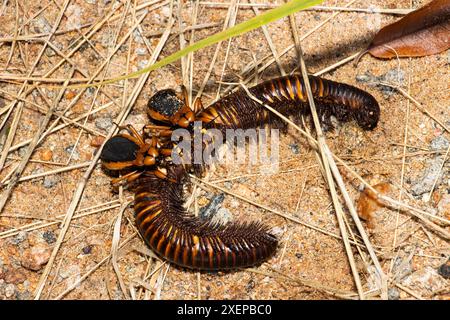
{"left": 437, "top": 194, "right": 450, "bottom": 219}
{"left": 295, "top": 253, "right": 303, "bottom": 259}
{"left": 5, "top": 283, "right": 16, "bottom": 298}
{"left": 133, "top": 29, "right": 145, "bottom": 44}
{"left": 403, "top": 266, "right": 444, "bottom": 292}
{"left": 85, "top": 0, "right": 97, "bottom": 4}
{"left": 135, "top": 47, "right": 147, "bottom": 56}
{"left": 211, "top": 207, "right": 233, "bottom": 225}
{"left": 289, "top": 143, "right": 300, "bottom": 155}
{"left": 40, "top": 149, "right": 53, "bottom": 162}
{"left": 65, "top": 91, "right": 76, "bottom": 100}
{"left": 16, "top": 290, "right": 32, "bottom": 300}
{"left": 392, "top": 255, "right": 413, "bottom": 282}
{"left": 21, "top": 244, "right": 52, "bottom": 271}
{"left": 42, "top": 230, "right": 56, "bottom": 244}
{"left": 376, "top": 69, "right": 405, "bottom": 97}
{"left": 82, "top": 245, "right": 93, "bottom": 255}
{"left": 379, "top": 69, "right": 405, "bottom": 85}
{"left": 4, "top": 268, "right": 26, "bottom": 284}
{"left": 65, "top": 145, "right": 80, "bottom": 160}
{"left": 437, "top": 259, "right": 450, "bottom": 279}
{"left": 430, "top": 135, "right": 450, "bottom": 150}
{"left": 46, "top": 90, "right": 55, "bottom": 99}
{"left": 45, "top": 42, "right": 63, "bottom": 57}
{"left": 388, "top": 287, "right": 400, "bottom": 300}
{"left": 199, "top": 193, "right": 225, "bottom": 219}
{"left": 66, "top": 5, "right": 83, "bottom": 30}
{"left": 224, "top": 181, "right": 233, "bottom": 189}
{"left": 32, "top": 17, "right": 52, "bottom": 33}
{"left": 270, "top": 226, "right": 284, "bottom": 237}
{"left": 95, "top": 117, "right": 113, "bottom": 131}
{"left": 10, "top": 231, "right": 27, "bottom": 245}
{"left": 90, "top": 136, "right": 105, "bottom": 148}
{"left": 138, "top": 59, "right": 149, "bottom": 69}
{"left": 355, "top": 73, "right": 375, "bottom": 83}
{"left": 161, "top": 6, "right": 171, "bottom": 18}
{"left": 45, "top": 47, "right": 56, "bottom": 57}
{"left": 100, "top": 32, "right": 114, "bottom": 48}
{"left": 43, "top": 175, "right": 60, "bottom": 188}
{"left": 411, "top": 157, "right": 445, "bottom": 196}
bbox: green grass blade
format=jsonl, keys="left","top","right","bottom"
{"left": 74, "top": 0, "right": 323, "bottom": 88}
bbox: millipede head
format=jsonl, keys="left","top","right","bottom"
{"left": 354, "top": 96, "right": 380, "bottom": 130}
{"left": 101, "top": 135, "right": 140, "bottom": 170}
{"left": 147, "top": 87, "right": 195, "bottom": 128}
{"left": 100, "top": 129, "right": 163, "bottom": 172}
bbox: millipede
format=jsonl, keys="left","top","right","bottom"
{"left": 100, "top": 74, "right": 380, "bottom": 271}
{"left": 132, "top": 166, "right": 278, "bottom": 270}
{"left": 146, "top": 74, "right": 380, "bottom": 137}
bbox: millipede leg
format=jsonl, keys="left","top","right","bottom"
{"left": 111, "top": 170, "right": 142, "bottom": 186}
{"left": 193, "top": 97, "right": 203, "bottom": 114}
{"left": 118, "top": 124, "right": 145, "bottom": 145}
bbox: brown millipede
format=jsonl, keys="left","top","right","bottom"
{"left": 133, "top": 166, "right": 278, "bottom": 270}
{"left": 146, "top": 74, "right": 380, "bottom": 136}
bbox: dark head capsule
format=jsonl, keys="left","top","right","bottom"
{"left": 100, "top": 135, "right": 139, "bottom": 164}
{"left": 147, "top": 89, "right": 184, "bottom": 118}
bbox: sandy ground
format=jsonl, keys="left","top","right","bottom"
{"left": 0, "top": 0, "right": 448, "bottom": 300}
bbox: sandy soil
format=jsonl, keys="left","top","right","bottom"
{"left": 0, "top": 0, "right": 448, "bottom": 300}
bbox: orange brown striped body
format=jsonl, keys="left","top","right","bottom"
{"left": 143, "top": 75, "right": 380, "bottom": 174}
{"left": 196, "top": 75, "right": 380, "bottom": 132}
{"left": 133, "top": 166, "right": 278, "bottom": 270}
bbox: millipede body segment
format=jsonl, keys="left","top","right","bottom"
{"left": 133, "top": 167, "right": 278, "bottom": 270}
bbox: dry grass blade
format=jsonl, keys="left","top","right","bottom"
{"left": 0, "top": 0, "right": 71, "bottom": 173}
{"left": 33, "top": 5, "right": 175, "bottom": 299}
{"left": 191, "top": 175, "right": 373, "bottom": 251}
{"left": 111, "top": 201, "right": 132, "bottom": 300}
{"left": 237, "top": 81, "right": 389, "bottom": 299}
{"left": 54, "top": 233, "right": 137, "bottom": 300}
{"left": 0, "top": 69, "right": 74, "bottom": 209}
{"left": 293, "top": 47, "right": 367, "bottom": 299}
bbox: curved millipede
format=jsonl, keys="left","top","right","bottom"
{"left": 133, "top": 166, "right": 278, "bottom": 270}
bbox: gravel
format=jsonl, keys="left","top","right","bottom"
{"left": 388, "top": 287, "right": 400, "bottom": 300}
{"left": 42, "top": 231, "right": 57, "bottom": 244}
{"left": 95, "top": 117, "right": 113, "bottom": 131}
{"left": 356, "top": 69, "right": 406, "bottom": 97}
{"left": 199, "top": 193, "right": 225, "bottom": 219}
{"left": 410, "top": 156, "right": 445, "bottom": 197}
{"left": 65, "top": 145, "right": 80, "bottom": 160}
{"left": 5, "top": 283, "right": 16, "bottom": 298}
{"left": 289, "top": 143, "right": 300, "bottom": 155}
{"left": 430, "top": 135, "right": 450, "bottom": 150}
{"left": 43, "top": 175, "right": 60, "bottom": 189}
{"left": 10, "top": 231, "right": 27, "bottom": 245}
{"left": 211, "top": 207, "right": 233, "bottom": 225}
{"left": 437, "top": 259, "right": 450, "bottom": 279}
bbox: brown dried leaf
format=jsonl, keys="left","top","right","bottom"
{"left": 368, "top": 0, "right": 450, "bottom": 58}
{"left": 357, "top": 182, "right": 391, "bottom": 228}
